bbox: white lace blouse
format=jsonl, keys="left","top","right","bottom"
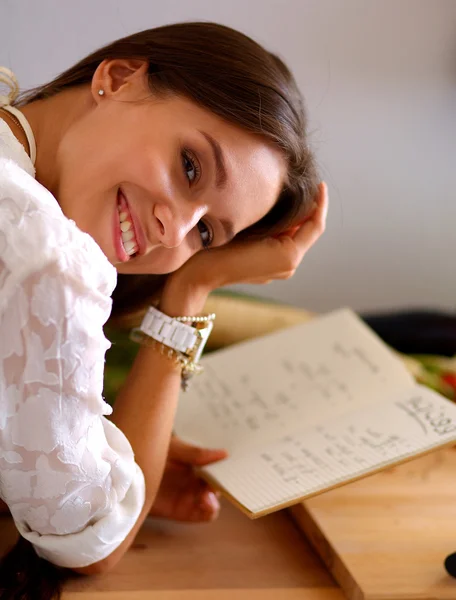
{"left": 0, "top": 118, "right": 146, "bottom": 568}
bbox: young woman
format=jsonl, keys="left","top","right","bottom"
{"left": 0, "top": 21, "right": 327, "bottom": 599}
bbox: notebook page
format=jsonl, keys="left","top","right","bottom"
{"left": 175, "top": 309, "right": 413, "bottom": 455}
{"left": 201, "top": 384, "right": 456, "bottom": 516}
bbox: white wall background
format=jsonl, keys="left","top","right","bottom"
{"left": 1, "top": 0, "right": 455, "bottom": 313}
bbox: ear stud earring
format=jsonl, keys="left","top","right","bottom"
{"left": 98, "top": 90, "right": 104, "bottom": 96}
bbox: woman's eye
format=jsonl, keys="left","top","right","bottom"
{"left": 197, "top": 220, "right": 213, "bottom": 249}
{"left": 182, "top": 149, "right": 201, "bottom": 185}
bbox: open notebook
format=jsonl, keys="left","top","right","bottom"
{"left": 175, "top": 309, "right": 456, "bottom": 518}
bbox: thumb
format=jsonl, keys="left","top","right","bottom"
{"left": 170, "top": 437, "right": 228, "bottom": 466}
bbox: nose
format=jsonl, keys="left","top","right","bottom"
{"left": 153, "top": 201, "right": 204, "bottom": 249}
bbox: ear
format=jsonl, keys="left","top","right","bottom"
{"left": 91, "top": 58, "right": 149, "bottom": 103}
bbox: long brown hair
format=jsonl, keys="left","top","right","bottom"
{"left": 13, "top": 21, "right": 319, "bottom": 324}
{"left": 1, "top": 21, "right": 318, "bottom": 598}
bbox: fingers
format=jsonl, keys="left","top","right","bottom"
{"left": 175, "top": 476, "right": 221, "bottom": 523}
{"left": 170, "top": 436, "right": 228, "bottom": 466}
{"left": 292, "top": 181, "right": 328, "bottom": 250}
{"left": 266, "top": 181, "right": 328, "bottom": 279}
{"left": 199, "top": 488, "right": 221, "bottom": 520}
{"left": 244, "top": 271, "right": 293, "bottom": 285}
{"left": 186, "top": 486, "right": 221, "bottom": 523}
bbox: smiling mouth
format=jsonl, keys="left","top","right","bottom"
{"left": 117, "top": 190, "right": 139, "bottom": 258}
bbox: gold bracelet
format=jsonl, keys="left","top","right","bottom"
{"left": 129, "top": 329, "right": 203, "bottom": 391}
{"left": 130, "top": 330, "right": 185, "bottom": 369}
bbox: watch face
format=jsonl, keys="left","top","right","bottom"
{"left": 193, "top": 321, "right": 214, "bottom": 362}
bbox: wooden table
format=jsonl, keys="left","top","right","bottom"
{"left": 0, "top": 499, "right": 344, "bottom": 599}
{"left": 292, "top": 448, "right": 456, "bottom": 600}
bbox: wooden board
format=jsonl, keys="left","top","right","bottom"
{"left": 0, "top": 499, "right": 343, "bottom": 599}
{"left": 290, "top": 447, "right": 456, "bottom": 600}
{"left": 62, "top": 591, "right": 344, "bottom": 600}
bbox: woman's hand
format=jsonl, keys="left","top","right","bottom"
{"left": 149, "top": 436, "right": 227, "bottom": 522}
{"left": 161, "top": 182, "right": 328, "bottom": 314}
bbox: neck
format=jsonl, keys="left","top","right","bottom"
{"left": 18, "top": 86, "right": 92, "bottom": 197}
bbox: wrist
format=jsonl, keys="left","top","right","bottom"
{"left": 135, "top": 284, "right": 214, "bottom": 391}
{"left": 159, "top": 277, "right": 211, "bottom": 318}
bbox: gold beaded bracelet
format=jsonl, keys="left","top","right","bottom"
{"left": 129, "top": 328, "right": 204, "bottom": 391}
{"left": 175, "top": 313, "right": 216, "bottom": 323}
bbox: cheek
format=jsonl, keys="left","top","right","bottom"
{"left": 118, "top": 244, "right": 199, "bottom": 275}
{"left": 56, "top": 132, "right": 112, "bottom": 209}
{"left": 160, "top": 246, "right": 197, "bottom": 274}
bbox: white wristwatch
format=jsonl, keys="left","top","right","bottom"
{"left": 131, "top": 306, "right": 214, "bottom": 390}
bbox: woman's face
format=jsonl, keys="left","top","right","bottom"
{"left": 54, "top": 59, "right": 286, "bottom": 274}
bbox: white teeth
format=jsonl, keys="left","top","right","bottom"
{"left": 118, "top": 206, "right": 138, "bottom": 258}
{"left": 121, "top": 230, "right": 135, "bottom": 242}
{"left": 124, "top": 240, "right": 136, "bottom": 254}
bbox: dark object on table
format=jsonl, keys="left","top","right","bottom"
{"left": 444, "top": 551, "right": 456, "bottom": 577}
{"left": 362, "top": 310, "right": 456, "bottom": 356}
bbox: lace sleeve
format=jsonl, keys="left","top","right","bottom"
{"left": 0, "top": 260, "right": 146, "bottom": 569}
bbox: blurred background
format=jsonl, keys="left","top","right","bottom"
{"left": 1, "top": 0, "right": 455, "bottom": 314}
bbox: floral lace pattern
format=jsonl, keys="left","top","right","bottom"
{"left": 0, "top": 119, "right": 145, "bottom": 568}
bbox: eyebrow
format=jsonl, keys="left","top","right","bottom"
{"left": 199, "top": 130, "right": 235, "bottom": 244}
{"left": 199, "top": 130, "right": 228, "bottom": 189}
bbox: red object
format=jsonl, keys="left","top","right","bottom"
{"left": 442, "top": 373, "right": 456, "bottom": 389}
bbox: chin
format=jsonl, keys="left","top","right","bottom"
{"left": 114, "top": 253, "right": 193, "bottom": 276}
{"left": 114, "top": 263, "right": 179, "bottom": 275}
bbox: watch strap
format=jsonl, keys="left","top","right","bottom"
{"left": 139, "top": 306, "right": 199, "bottom": 354}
